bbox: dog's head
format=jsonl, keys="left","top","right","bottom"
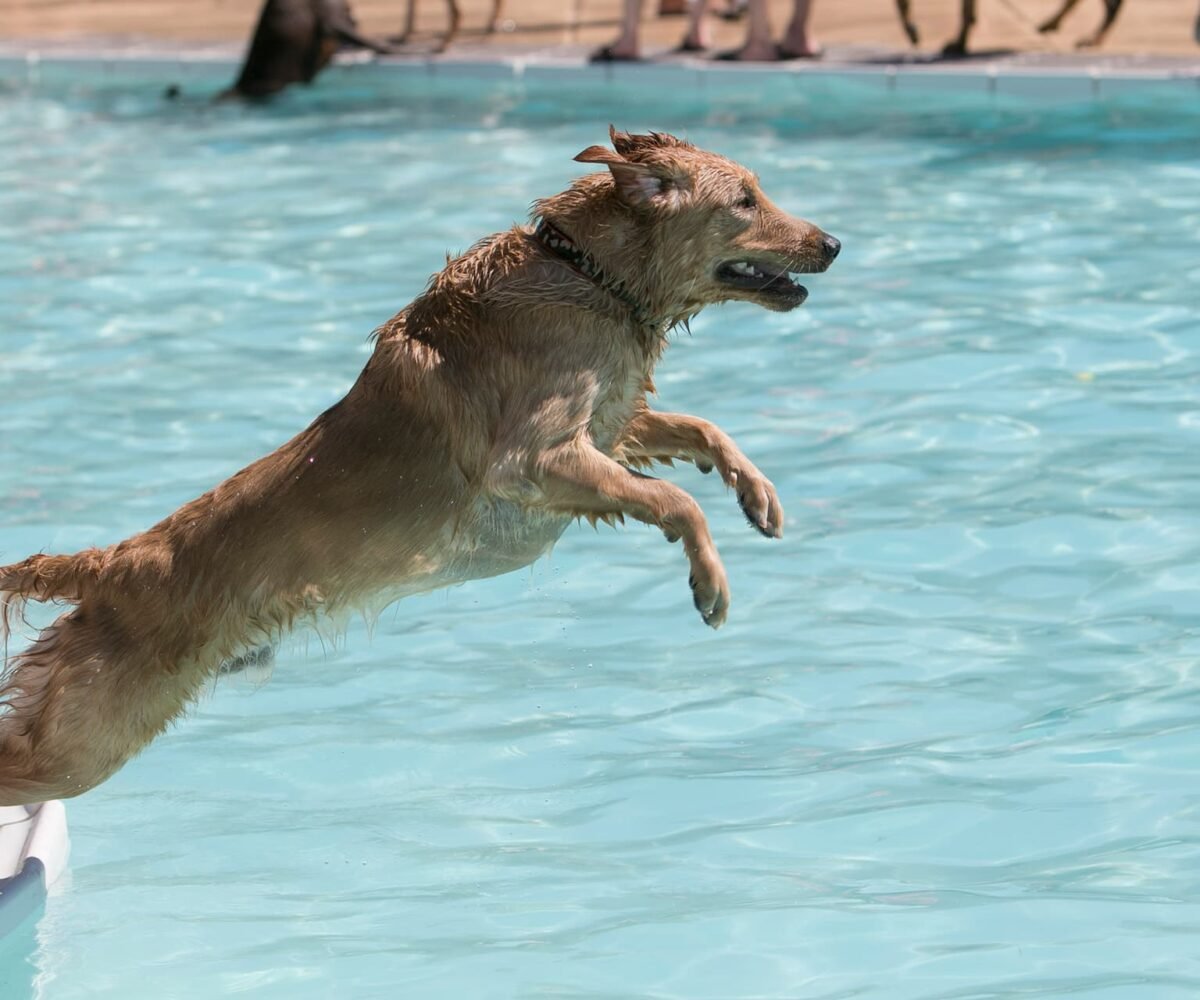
{"left": 541, "top": 127, "right": 839, "bottom": 319}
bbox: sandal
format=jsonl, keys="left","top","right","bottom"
{"left": 589, "top": 45, "right": 642, "bottom": 63}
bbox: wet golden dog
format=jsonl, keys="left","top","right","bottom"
{"left": 0, "top": 129, "right": 839, "bottom": 805}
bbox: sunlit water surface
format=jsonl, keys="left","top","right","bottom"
{"left": 1, "top": 61, "right": 1199, "bottom": 999}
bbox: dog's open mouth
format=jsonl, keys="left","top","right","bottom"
{"left": 715, "top": 259, "right": 811, "bottom": 308}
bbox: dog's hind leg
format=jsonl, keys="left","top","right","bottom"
{"left": 487, "top": 0, "right": 504, "bottom": 33}
{"left": 1076, "top": 0, "right": 1124, "bottom": 47}
{"left": 436, "top": 0, "right": 461, "bottom": 52}
{"left": 0, "top": 551, "right": 211, "bottom": 805}
{"left": 941, "top": 0, "right": 976, "bottom": 55}
{"left": 218, "top": 643, "right": 276, "bottom": 685}
{"left": 0, "top": 603, "right": 210, "bottom": 805}
{"left": 894, "top": 0, "right": 919, "bottom": 45}
{"left": 1038, "top": 0, "right": 1083, "bottom": 35}
{"left": 392, "top": 0, "right": 417, "bottom": 43}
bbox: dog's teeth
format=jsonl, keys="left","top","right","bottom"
{"left": 732, "top": 262, "right": 755, "bottom": 276}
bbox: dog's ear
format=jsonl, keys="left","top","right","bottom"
{"left": 574, "top": 145, "right": 625, "bottom": 167}
{"left": 574, "top": 145, "right": 679, "bottom": 209}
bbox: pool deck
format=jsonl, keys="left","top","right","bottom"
{"left": 1, "top": 0, "right": 1197, "bottom": 85}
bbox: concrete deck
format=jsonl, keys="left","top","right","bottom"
{"left": 2, "top": 0, "right": 1199, "bottom": 67}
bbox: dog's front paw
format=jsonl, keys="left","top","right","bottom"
{"left": 731, "top": 470, "right": 784, "bottom": 540}
{"left": 688, "top": 556, "right": 730, "bottom": 629}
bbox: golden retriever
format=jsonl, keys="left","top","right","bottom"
{"left": 0, "top": 128, "right": 839, "bottom": 805}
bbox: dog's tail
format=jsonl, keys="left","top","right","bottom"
{"left": 0, "top": 548, "right": 200, "bottom": 806}
{"left": 1, "top": 550, "right": 104, "bottom": 612}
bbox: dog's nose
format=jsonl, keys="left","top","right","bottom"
{"left": 822, "top": 234, "right": 841, "bottom": 261}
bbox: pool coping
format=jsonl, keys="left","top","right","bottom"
{"left": 3, "top": 39, "right": 1199, "bottom": 99}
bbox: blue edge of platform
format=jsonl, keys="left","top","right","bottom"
{"left": 0, "top": 860, "right": 47, "bottom": 940}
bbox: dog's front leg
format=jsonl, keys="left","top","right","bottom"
{"left": 620, "top": 409, "right": 784, "bottom": 540}
{"left": 531, "top": 440, "right": 730, "bottom": 628}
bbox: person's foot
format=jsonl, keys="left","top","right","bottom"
{"left": 590, "top": 43, "right": 641, "bottom": 61}
{"left": 718, "top": 39, "right": 780, "bottom": 61}
{"left": 779, "top": 29, "right": 820, "bottom": 59}
{"left": 677, "top": 25, "right": 710, "bottom": 51}
{"left": 717, "top": 0, "right": 748, "bottom": 20}
{"left": 777, "top": 43, "right": 822, "bottom": 59}
{"left": 658, "top": 0, "right": 688, "bottom": 14}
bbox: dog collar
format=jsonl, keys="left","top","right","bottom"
{"left": 534, "top": 218, "right": 656, "bottom": 329}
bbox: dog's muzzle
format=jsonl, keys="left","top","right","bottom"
{"left": 715, "top": 231, "right": 840, "bottom": 310}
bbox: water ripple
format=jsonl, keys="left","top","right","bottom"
{"left": 3, "top": 64, "right": 1199, "bottom": 1000}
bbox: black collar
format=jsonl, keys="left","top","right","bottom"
{"left": 534, "top": 218, "right": 656, "bottom": 328}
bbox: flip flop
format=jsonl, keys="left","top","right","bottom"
{"left": 777, "top": 45, "right": 824, "bottom": 61}
{"left": 716, "top": 44, "right": 823, "bottom": 62}
{"left": 589, "top": 45, "right": 641, "bottom": 63}
{"left": 714, "top": 45, "right": 781, "bottom": 62}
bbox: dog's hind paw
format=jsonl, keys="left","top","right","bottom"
{"left": 218, "top": 644, "right": 276, "bottom": 682}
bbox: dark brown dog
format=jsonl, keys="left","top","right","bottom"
{"left": 225, "top": 0, "right": 395, "bottom": 100}
{"left": 895, "top": 0, "right": 1124, "bottom": 56}
{"left": 1037, "top": 0, "right": 1124, "bottom": 49}
{"left": 0, "top": 129, "right": 839, "bottom": 806}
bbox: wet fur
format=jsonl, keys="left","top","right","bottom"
{"left": 0, "top": 129, "right": 837, "bottom": 805}
{"left": 226, "top": 0, "right": 394, "bottom": 100}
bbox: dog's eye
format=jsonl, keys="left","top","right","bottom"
{"left": 735, "top": 191, "right": 757, "bottom": 211}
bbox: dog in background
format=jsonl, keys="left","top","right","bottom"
{"left": 0, "top": 128, "right": 839, "bottom": 806}
{"left": 1036, "top": 0, "right": 1124, "bottom": 48}
{"left": 225, "top": 0, "right": 395, "bottom": 100}
{"left": 395, "top": 0, "right": 506, "bottom": 54}
{"left": 895, "top": 0, "right": 1125, "bottom": 56}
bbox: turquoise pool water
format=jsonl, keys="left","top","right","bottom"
{"left": 2, "top": 61, "right": 1200, "bottom": 999}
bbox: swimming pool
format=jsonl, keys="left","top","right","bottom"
{"left": 2, "top": 58, "right": 1200, "bottom": 999}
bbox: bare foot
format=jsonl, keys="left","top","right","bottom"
{"left": 779, "top": 30, "right": 820, "bottom": 58}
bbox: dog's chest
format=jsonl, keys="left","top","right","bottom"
{"left": 589, "top": 353, "right": 651, "bottom": 454}
{"left": 448, "top": 500, "right": 572, "bottom": 581}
